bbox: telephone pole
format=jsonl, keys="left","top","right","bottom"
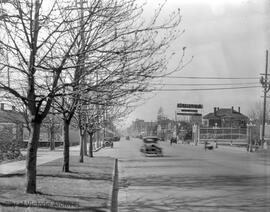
{"left": 78, "top": 0, "right": 86, "bottom": 162}
{"left": 260, "top": 50, "right": 269, "bottom": 149}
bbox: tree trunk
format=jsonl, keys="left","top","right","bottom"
{"left": 83, "top": 132, "right": 87, "bottom": 156}
{"left": 89, "top": 132, "right": 93, "bottom": 157}
{"left": 25, "top": 121, "right": 41, "bottom": 194}
{"left": 79, "top": 128, "right": 84, "bottom": 163}
{"left": 62, "top": 120, "right": 70, "bottom": 172}
{"left": 96, "top": 131, "right": 100, "bottom": 148}
{"left": 49, "top": 126, "right": 55, "bottom": 151}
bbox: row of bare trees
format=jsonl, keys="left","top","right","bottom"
{"left": 0, "top": 0, "right": 186, "bottom": 194}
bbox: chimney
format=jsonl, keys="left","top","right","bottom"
{"left": 238, "top": 107, "right": 240, "bottom": 113}
{"left": 231, "top": 106, "right": 234, "bottom": 113}
{"left": 214, "top": 107, "right": 217, "bottom": 116}
{"left": 0, "top": 103, "right": 4, "bottom": 110}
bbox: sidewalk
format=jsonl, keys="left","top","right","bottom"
{"left": 0, "top": 145, "right": 103, "bottom": 175}
{"left": 0, "top": 145, "right": 118, "bottom": 211}
{"left": 187, "top": 142, "right": 248, "bottom": 153}
{"left": 0, "top": 156, "right": 116, "bottom": 212}
{"left": 0, "top": 145, "right": 79, "bottom": 175}
{"left": 215, "top": 144, "right": 248, "bottom": 152}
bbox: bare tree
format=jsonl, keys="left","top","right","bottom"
{"left": 0, "top": 0, "right": 187, "bottom": 194}
{"left": 248, "top": 101, "right": 270, "bottom": 124}
{"left": 53, "top": 0, "right": 186, "bottom": 170}
{"left": 42, "top": 111, "right": 62, "bottom": 150}
{"left": 85, "top": 104, "right": 101, "bottom": 157}
{"left": 0, "top": 0, "right": 91, "bottom": 193}
{"left": 248, "top": 101, "right": 270, "bottom": 141}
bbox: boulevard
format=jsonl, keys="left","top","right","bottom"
{"left": 96, "top": 138, "right": 270, "bottom": 212}
{"left": 0, "top": 0, "right": 268, "bottom": 205}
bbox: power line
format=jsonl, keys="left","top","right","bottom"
{"left": 147, "top": 85, "right": 260, "bottom": 91}
{"left": 149, "top": 82, "right": 259, "bottom": 86}
{"left": 158, "top": 76, "right": 259, "bottom": 80}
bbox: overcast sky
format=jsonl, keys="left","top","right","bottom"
{"left": 123, "top": 0, "right": 269, "bottom": 126}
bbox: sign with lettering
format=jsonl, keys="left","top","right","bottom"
{"left": 177, "top": 103, "right": 203, "bottom": 117}
{"left": 177, "top": 103, "right": 203, "bottom": 109}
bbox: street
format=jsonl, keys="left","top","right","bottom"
{"left": 96, "top": 137, "right": 270, "bottom": 212}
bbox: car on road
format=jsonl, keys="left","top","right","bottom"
{"left": 140, "top": 136, "right": 163, "bottom": 156}
{"left": 112, "top": 136, "right": 120, "bottom": 142}
{"left": 103, "top": 137, "right": 113, "bottom": 148}
{"left": 204, "top": 141, "right": 217, "bottom": 150}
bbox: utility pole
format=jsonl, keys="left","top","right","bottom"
{"left": 78, "top": 0, "right": 86, "bottom": 162}
{"left": 260, "top": 50, "right": 269, "bottom": 149}
{"left": 96, "top": 69, "right": 100, "bottom": 148}
{"left": 103, "top": 104, "right": 106, "bottom": 139}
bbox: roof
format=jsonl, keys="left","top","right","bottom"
{"left": 203, "top": 108, "right": 249, "bottom": 120}
{"left": 0, "top": 110, "right": 25, "bottom": 124}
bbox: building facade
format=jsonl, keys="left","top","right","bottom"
{"left": 203, "top": 106, "right": 249, "bottom": 128}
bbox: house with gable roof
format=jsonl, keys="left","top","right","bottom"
{"left": 203, "top": 106, "right": 249, "bottom": 128}
{"left": 0, "top": 103, "right": 25, "bottom": 145}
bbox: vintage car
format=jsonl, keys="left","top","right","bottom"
{"left": 112, "top": 136, "right": 120, "bottom": 142}
{"left": 103, "top": 137, "right": 113, "bottom": 148}
{"left": 204, "top": 141, "right": 217, "bottom": 150}
{"left": 140, "top": 136, "right": 163, "bottom": 156}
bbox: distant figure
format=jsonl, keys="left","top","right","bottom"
{"left": 170, "top": 137, "right": 177, "bottom": 146}
{"left": 204, "top": 141, "right": 214, "bottom": 151}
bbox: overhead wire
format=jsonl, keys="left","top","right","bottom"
{"left": 144, "top": 75, "right": 261, "bottom": 91}
{"left": 148, "top": 82, "right": 259, "bottom": 86}
{"left": 146, "top": 85, "right": 261, "bottom": 92}
{"left": 157, "top": 76, "right": 259, "bottom": 80}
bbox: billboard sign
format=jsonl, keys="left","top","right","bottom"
{"left": 177, "top": 103, "right": 203, "bottom": 116}
{"left": 177, "top": 103, "right": 203, "bottom": 109}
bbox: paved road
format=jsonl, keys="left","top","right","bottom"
{"left": 96, "top": 137, "right": 270, "bottom": 212}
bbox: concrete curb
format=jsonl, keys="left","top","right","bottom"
{"left": 110, "top": 158, "right": 118, "bottom": 212}
{"left": 93, "top": 146, "right": 104, "bottom": 152}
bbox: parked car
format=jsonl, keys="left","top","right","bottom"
{"left": 140, "top": 136, "right": 163, "bottom": 156}
{"left": 126, "top": 136, "right": 130, "bottom": 140}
